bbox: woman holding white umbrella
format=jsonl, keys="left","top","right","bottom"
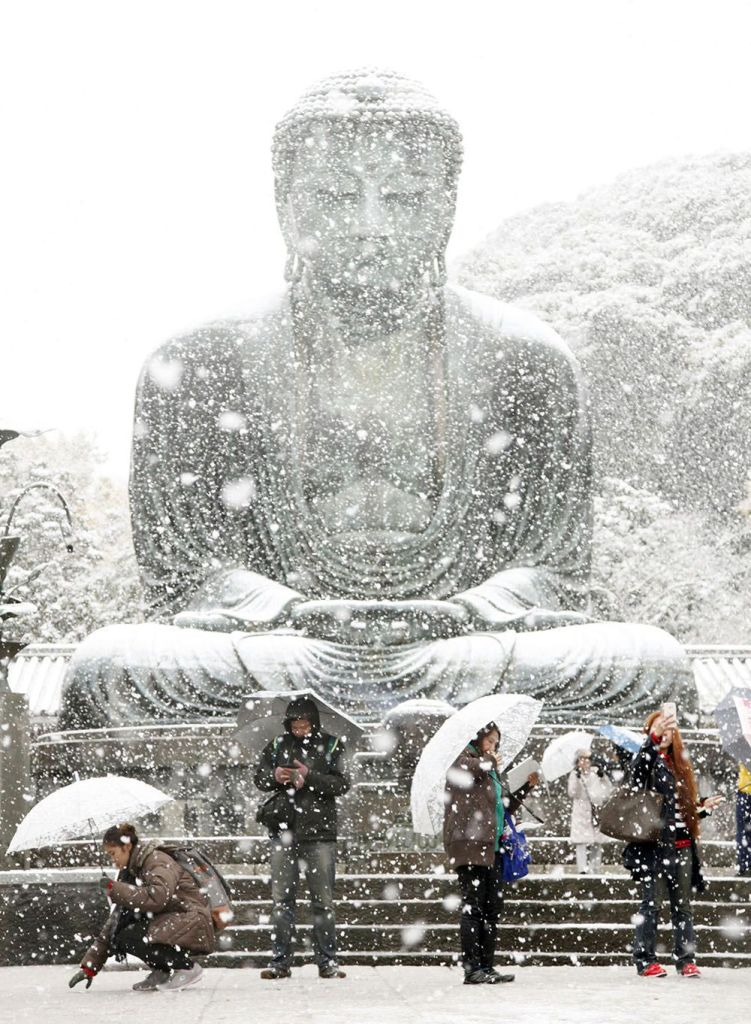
{"left": 443, "top": 720, "right": 539, "bottom": 985}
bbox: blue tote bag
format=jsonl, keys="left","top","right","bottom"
{"left": 500, "top": 812, "right": 532, "bottom": 882}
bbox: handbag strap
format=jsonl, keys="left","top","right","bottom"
{"left": 514, "top": 797, "right": 544, "bottom": 824}
{"left": 631, "top": 740, "right": 656, "bottom": 793}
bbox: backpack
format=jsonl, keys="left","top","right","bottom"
{"left": 158, "top": 844, "right": 234, "bottom": 931}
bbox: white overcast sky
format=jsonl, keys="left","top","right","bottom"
{"left": 1, "top": 0, "right": 749, "bottom": 479}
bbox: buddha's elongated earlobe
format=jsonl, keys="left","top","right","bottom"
{"left": 285, "top": 253, "right": 303, "bottom": 283}
{"left": 430, "top": 254, "right": 447, "bottom": 288}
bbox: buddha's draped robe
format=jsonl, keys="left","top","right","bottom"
{"left": 60, "top": 286, "right": 693, "bottom": 727}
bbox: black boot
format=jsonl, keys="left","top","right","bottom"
{"left": 464, "top": 969, "right": 489, "bottom": 985}
{"left": 483, "top": 968, "right": 515, "bottom": 984}
{"left": 318, "top": 964, "right": 346, "bottom": 979}
{"left": 260, "top": 966, "right": 291, "bottom": 979}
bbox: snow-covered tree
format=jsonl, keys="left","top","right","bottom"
{"left": 0, "top": 432, "right": 142, "bottom": 643}
{"left": 457, "top": 151, "right": 751, "bottom": 509}
{"left": 593, "top": 478, "right": 751, "bottom": 643}
{"left": 456, "top": 152, "right": 751, "bottom": 641}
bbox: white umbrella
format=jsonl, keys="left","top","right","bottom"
{"left": 410, "top": 693, "right": 543, "bottom": 836}
{"left": 7, "top": 775, "right": 174, "bottom": 853}
{"left": 541, "top": 731, "right": 594, "bottom": 782}
{"left": 235, "top": 688, "right": 364, "bottom": 755}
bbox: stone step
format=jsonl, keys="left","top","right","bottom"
{"left": 13, "top": 858, "right": 746, "bottom": 902}
{"left": 232, "top": 896, "right": 751, "bottom": 928}
{"left": 217, "top": 870, "right": 750, "bottom": 903}
{"left": 216, "top": 920, "right": 751, "bottom": 956}
{"left": 22, "top": 833, "right": 741, "bottom": 870}
{"left": 206, "top": 948, "right": 751, "bottom": 969}
{"left": 525, "top": 836, "right": 738, "bottom": 867}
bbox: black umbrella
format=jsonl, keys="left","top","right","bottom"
{"left": 713, "top": 687, "right": 751, "bottom": 763}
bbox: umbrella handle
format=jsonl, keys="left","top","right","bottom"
{"left": 88, "top": 816, "right": 108, "bottom": 876}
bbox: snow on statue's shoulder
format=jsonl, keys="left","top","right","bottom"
{"left": 144, "top": 288, "right": 289, "bottom": 368}
{"left": 449, "top": 282, "right": 575, "bottom": 362}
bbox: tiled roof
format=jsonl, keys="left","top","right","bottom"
{"left": 685, "top": 645, "right": 751, "bottom": 714}
{"left": 7, "top": 643, "right": 75, "bottom": 717}
{"left": 6, "top": 642, "right": 751, "bottom": 719}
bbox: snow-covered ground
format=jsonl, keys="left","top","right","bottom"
{"left": 5, "top": 964, "right": 748, "bottom": 1024}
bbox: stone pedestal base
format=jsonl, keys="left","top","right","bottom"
{"left": 0, "top": 690, "right": 31, "bottom": 869}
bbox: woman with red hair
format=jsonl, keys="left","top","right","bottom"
{"left": 624, "top": 709, "right": 724, "bottom": 978}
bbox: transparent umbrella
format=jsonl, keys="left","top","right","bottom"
{"left": 713, "top": 687, "right": 751, "bottom": 763}
{"left": 540, "top": 731, "right": 595, "bottom": 782}
{"left": 410, "top": 693, "right": 542, "bottom": 836}
{"left": 7, "top": 775, "right": 173, "bottom": 854}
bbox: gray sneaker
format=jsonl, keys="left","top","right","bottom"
{"left": 132, "top": 968, "right": 171, "bottom": 991}
{"left": 157, "top": 963, "right": 203, "bottom": 992}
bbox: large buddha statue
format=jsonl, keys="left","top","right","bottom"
{"left": 60, "top": 70, "right": 694, "bottom": 729}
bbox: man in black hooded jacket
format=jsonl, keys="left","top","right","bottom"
{"left": 254, "top": 696, "right": 350, "bottom": 979}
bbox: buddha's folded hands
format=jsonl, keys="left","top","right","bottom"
{"left": 290, "top": 598, "right": 470, "bottom": 645}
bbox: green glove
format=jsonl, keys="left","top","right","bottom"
{"left": 69, "top": 968, "right": 95, "bottom": 989}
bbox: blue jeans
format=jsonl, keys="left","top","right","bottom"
{"left": 269, "top": 839, "right": 338, "bottom": 969}
{"left": 736, "top": 792, "right": 751, "bottom": 874}
{"left": 633, "top": 847, "right": 696, "bottom": 973}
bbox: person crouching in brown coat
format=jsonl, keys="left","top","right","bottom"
{"left": 69, "top": 823, "right": 215, "bottom": 993}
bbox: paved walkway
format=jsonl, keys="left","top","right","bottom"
{"left": 3, "top": 964, "right": 748, "bottom": 1024}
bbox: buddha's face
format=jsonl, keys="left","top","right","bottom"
{"left": 283, "top": 123, "right": 454, "bottom": 299}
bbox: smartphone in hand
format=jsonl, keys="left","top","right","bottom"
{"left": 661, "top": 701, "right": 677, "bottom": 724}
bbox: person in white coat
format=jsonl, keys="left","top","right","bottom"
{"left": 567, "top": 751, "right": 613, "bottom": 873}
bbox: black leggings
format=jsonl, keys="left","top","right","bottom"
{"left": 112, "top": 920, "right": 193, "bottom": 972}
{"left": 456, "top": 853, "right": 505, "bottom": 973}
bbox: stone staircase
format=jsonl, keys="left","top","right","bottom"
{"left": 2, "top": 847, "right": 745, "bottom": 966}
{"left": 212, "top": 862, "right": 751, "bottom": 968}
{"left": 217, "top": 844, "right": 751, "bottom": 968}
{"left": 4, "top": 854, "right": 748, "bottom": 969}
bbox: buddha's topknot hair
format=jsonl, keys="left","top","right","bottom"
{"left": 272, "top": 68, "right": 464, "bottom": 207}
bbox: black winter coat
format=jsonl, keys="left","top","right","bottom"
{"left": 254, "top": 729, "right": 350, "bottom": 843}
{"left": 622, "top": 735, "right": 706, "bottom": 892}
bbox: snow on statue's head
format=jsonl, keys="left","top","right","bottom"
{"left": 272, "top": 69, "right": 463, "bottom": 303}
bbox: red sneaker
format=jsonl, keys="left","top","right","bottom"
{"left": 640, "top": 963, "right": 667, "bottom": 978}
{"left": 680, "top": 963, "right": 701, "bottom": 978}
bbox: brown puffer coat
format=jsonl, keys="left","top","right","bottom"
{"left": 83, "top": 841, "right": 215, "bottom": 972}
{"left": 443, "top": 749, "right": 528, "bottom": 869}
